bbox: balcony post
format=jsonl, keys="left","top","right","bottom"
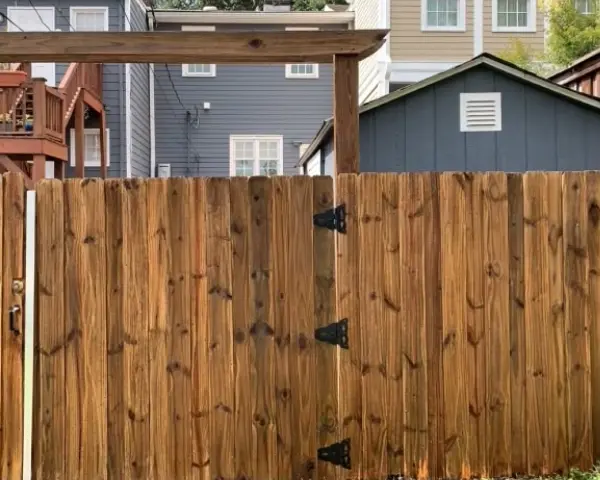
{"left": 74, "top": 95, "right": 85, "bottom": 178}
{"left": 31, "top": 77, "right": 46, "bottom": 137}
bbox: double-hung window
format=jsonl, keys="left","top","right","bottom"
{"left": 230, "top": 135, "right": 283, "bottom": 177}
{"left": 421, "top": 0, "right": 466, "bottom": 31}
{"left": 285, "top": 27, "right": 319, "bottom": 79}
{"left": 493, "top": 0, "right": 537, "bottom": 32}
{"left": 575, "top": 0, "right": 594, "bottom": 14}
{"left": 70, "top": 128, "right": 110, "bottom": 167}
{"left": 70, "top": 6, "right": 109, "bottom": 31}
{"left": 182, "top": 25, "right": 216, "bottom": 77}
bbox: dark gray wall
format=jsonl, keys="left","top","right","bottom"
{"left": 320, "top": 66, "right": 600, "bottom": 172}
{"left": 153, "top": 22, "right": 344, "bottom": 177}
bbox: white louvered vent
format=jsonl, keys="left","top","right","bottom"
{"left": 460, "top": 92, "right": 502, "bottom": 132}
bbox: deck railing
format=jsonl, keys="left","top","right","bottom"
{"left": 0, "top": 85, "right": 31, "bottom": 136}
{"left": 59, "top": 62, "right": 103, "bottom": 121}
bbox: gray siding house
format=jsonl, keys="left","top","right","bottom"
{"left": 299, "top": 53, "right": 600, "bottom": 174}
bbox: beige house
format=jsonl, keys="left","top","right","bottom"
{"left": 350, "top": 0, "right": 546, "bottom": 104}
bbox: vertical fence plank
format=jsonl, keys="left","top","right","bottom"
{"left": 483, "top": 173, "right": 511, "bottom": 476}
{"left": 588, "top": 172, "right": 600, "bottom": 464}
{"left": 1, "top": 173, "right": 24, "bottom": 480}
{"left": 147, "top": 179, "right": 170, "bottom": 480}
{"left": 563, "top": 172, "right": 592, "bottom": 469}
{"left": 336, "top": 173, "right": 362, "bottom": 479}
{"left": 313, "top": 176, "right": 338, "bottom": 480}
{"left": 523, "top": 172, "right": 550, "bottom": 475}
{"left": 384, "top": 174, "right": 403, "bottom": 477}
{"left": 424, "top": 172, "right": 445, "bottom": 480}
{"left": 34, "top": 179, "right": 65, "bottom": 480}
{"left": 206, "top": 178, "right": 235, "bottom": 480}
{"left": 191, "top": 178, "right": 210, "bottom": 480}
{"left": 440, "top": 173, "right": 468, "bottom": 478}
{"left": 400, "top": 173, "right": 428, "bottom": 478}
{"left": 507, "top": 174, "right": 527, "bottom": 475}
{"left": 272, "top": 177, "right": 292, "bottom": 480}
{"left": 288, "top": 176, "right": 316, "bottom": 479}
{"left": 359, "top": 174, "right": 388, "bottom": 478}
{"left": 64, "top": 178, "right": 107, "bottom": 480}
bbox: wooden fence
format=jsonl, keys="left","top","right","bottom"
{"left": 0, "top": 171, "right": 599, "bottom": 479}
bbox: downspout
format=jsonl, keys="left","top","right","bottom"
{"left": 148, "top": 14, "right": 156, "bottom": 177}
{"left": 124, "top": 0, "right": 132, "bottom": 177}
{"left": 119, "top": 5, "right": 126, "bottom": 177}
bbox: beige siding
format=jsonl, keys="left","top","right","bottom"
{"left": 482, "top": 1, "right": 545, "bottom": 54}
{"left": 390, "top": 0, "right": 474, "bottom": 61}
{"left": 353, "top": 0, "right": 384, "bottom": 103}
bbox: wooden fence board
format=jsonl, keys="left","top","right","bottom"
{"left": 358, "top": 174, "right": 388, "bottom": 479}
{"left": 312, "top": 176, "right": 339, "bottom": 480}
{"left": 483, "top": 173, "right": 510, "bottom": 476}
{"left": 563, "top": 172, "right": 592, "bottom": 469}
{"left": 507, "top": 174, "right": 527, "bottom": 475}
{"left": 206, "top": 178, "right": 235, "bottom": 479}
{"left": 336, "top": 173, "right": 362, "bottom": 480}
{"left": 64, "top": 178, "right": 107, "bottom": 480}
{"left": 1, "top": 173, "right": 24, "bottom": 480}
{"left": 440, "top": 173, "right": 469, "bottom": 478}
{"left": 33, "top": 179, "right": 65, "bottom": 480}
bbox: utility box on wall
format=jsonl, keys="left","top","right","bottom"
{"left": 157, "top": 163, "right": 171, "bottom": 178}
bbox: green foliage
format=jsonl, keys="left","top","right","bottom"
{"left": 153, "top": 0, "right": 347, "bottom": 10}
{"left": 497, "top": 38, "right": 559, "bottom": 76}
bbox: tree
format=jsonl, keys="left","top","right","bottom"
{"left": 497, "top": 38, "right": 559, "bottom": 77}
{"left": 153, "top": 0, "right": 347, "bottom": 11}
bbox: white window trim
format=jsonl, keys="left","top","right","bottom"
{"left": 420, "top": 0, "right": 467, "bottom": 32}
{"left": 69, "top": 6, "right": 109, "bottom": 31}
{"left": 492, "top": 0, "right": 537, "bottom": 33}
{"left": 229, "top": 135, "right": 284, "bottom": 177}
{"left": 285, "top": 27, "right": 319, "bottom": 79}
{"left": 182, "top": 25, "right": 217, "bottom": 77}
{"left": 69, "top": 128, "right": 111, "bottom": 167}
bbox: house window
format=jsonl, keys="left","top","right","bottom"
{"left": 182, "top": 25, "right": 216, "bottom": 77}
{"left": 230, "top": 135, "right": 283, "bottom": 177}
{"left": 493, "top": 0, "right": 536, "bottom": 32}
{"left": 70, "top": 7, "right": 109, "bottom": 31}
{"left": 575, "top": 0, "right": 594, "bottom": 14}
{"left": 285, "top": 27, "right": 319, "bottom": 79}
{"left": 421, "top": 0, "right": 466, "bottom": 30}
{"left": 70, "top": 128, "right": 110, "bottom": 167}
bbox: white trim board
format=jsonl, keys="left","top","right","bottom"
{"left": 388, "top": 61, "right": 462, "bottom": 83}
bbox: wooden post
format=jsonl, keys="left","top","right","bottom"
{"left": 99, "top": 108, "right": 107, "bottom": 179}
{"left": 54, "top": 160, "right": 65, "bottom": 179}
{"left": 74, "top": 96, "right": 85, "bottom": 178}
{"left": 31, "top": 154, "right": 46, "bottom": 182}
{"left": 31, "top": 78, "right": 46, "bottom": 138}
{"left": 333, "top": 54, "right": 359, "bottom": 175}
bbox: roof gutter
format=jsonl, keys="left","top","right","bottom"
{"left": 152, "top": 10, "right": 355, "bottom": 24}
{"left": 297, "top": 118, "right": 333, "bottom": 167}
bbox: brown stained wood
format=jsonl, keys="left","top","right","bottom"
{"left": 440, "top": 173, "right": 468, "bottom": 479}
{"left": 0, "top": 30, "right": 388, "bottom": 63}
{"left": 523, "top": 173, "right": 550, "bottom": 475}
{"left": 190, "top": 178, "right": 210, "bottom": 480}
{"left": 423, "top": 173, "right": 444, "bottom": 480}
{"left": 271, "top": 177, "right": 292, "bottom": 479}
{"left": 547, "top": 174, "right": 568, "bottom": 474}
{"left": 206, "top": 178, "right": 235, "bottom": 480}
{"left": 507, "top": 174, "right": 527, "bottom": 475}
{"left": 483, "top": 173, "right": 511, "bottom": 476}
{"left": 0, "top": 177, "right": 2, "bottom": 477}
{"left": 464, "top": 174, "right": 486, "bottom": 477}
{"left": 399, "top": 174, "right": 427, "bottom": 478}
{"left": 563, "top": 172, "right": 592, "bottom": 470}
{"left": 230, "top": 177, "right": 255, "bottom": 480}
{"left": 1, "top": 173, "right": 24, "bottom": 480}
{"left": 587, "top": 172, "right": 600, "bottom": 463}
{"left": 288, "top": 176, "right": 317, "bottom": 479}
{"left": 333, "top": 55, "right": 359, "bottom": 175}
{"left": 312, "top": 176, "right": 339, "bottom": 480}
{"left": 74, "top": 97, "right": 84, "bottom": 178}
{"left": 147, "top": 179, "right": 171, "bottom": 479}
{"left": 33, "top": 180, "right": 65, "bottom": 480}
{"left": 358, "top": 174, "right": 388, "bottom": 478}
{"left": 336, "top": 173, "right": 362, "bottom": 479}
{"left": 64, "top": 178, "right": 107, "bottom": 480}
{"left": 0, "top": 156, "right": 33, "bottom": 189}
{"left": 383, "top": 174, "right": 403, "bottom": 477}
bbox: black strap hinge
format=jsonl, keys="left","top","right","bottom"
{"left": 317, "top": 438, "right": 351, "bottom": 470}
{"left": 313, "top": 204, "right": 346, "bottom": 234}
{"left": 314, "top": 318, "right": 348, "bottom": 349}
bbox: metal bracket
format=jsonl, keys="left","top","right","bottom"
{"left": 317, "top": 438, "right": 351, "bottom": 470}
{"left": 313, "top": 204, "right": 346, "bottom": 234}
{"left": 8, "top": 305, "right": 20, "bottom": 336}
{"left": 314, "top": 318, "right": 348, "bottom": 349}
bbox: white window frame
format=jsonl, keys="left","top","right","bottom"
{"left": 229, "top": 135, "right": 284, "bottom": 177}
{"left": 575, "top": 0, "right": 594, "bottom": 14}
{"left": 69, "top": 6, "right": 109, "bottom": 31}
{"left": 492, "top": 0, "right": 537, "bottom": 33}
{"left": 182, "top": 25, "right": 216, "bottom": 77}
{"left": 285, "top": 27, "right": 319, "bottom": 79}
{"left": 69, "top": 128, "right": 110, "bottom": 167}
{"left": 421, "top": 0, "right": 466, "bottom": 32}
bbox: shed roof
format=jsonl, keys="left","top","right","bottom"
{"left": 548, "top": 47, "right": 600, "bottom": 84}
{"left": 298, "top": 52, "right": 600, "bottom": 167}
